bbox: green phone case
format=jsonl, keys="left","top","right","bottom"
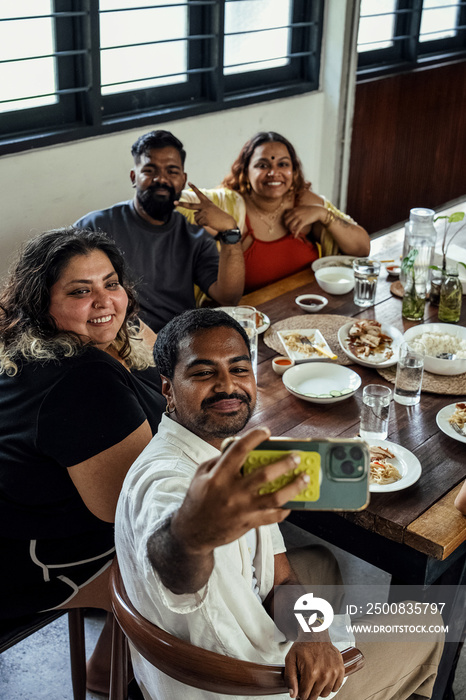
{"left": 242, "top": 437, "right": 370, "bottom": 511}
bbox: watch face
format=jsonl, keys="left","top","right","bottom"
{"left": 220, "top": 228, "right": 241, "bottom": 244}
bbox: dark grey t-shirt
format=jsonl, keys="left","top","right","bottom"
{"left": 75, "top": 201, "right": 219, "bottom": 332}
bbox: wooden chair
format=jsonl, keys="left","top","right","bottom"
{"left": 0, "top": 608, "right": 86, "bottom": 700}
{"left": 109, "top": 559, "right": 365, "bottom": 700}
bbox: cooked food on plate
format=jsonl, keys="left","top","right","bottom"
{"left": 449, "top": 402, "right": 466, "bottom": 430}
{"left": 369, "top": 445, "right": 402, "bottom": 485}
{"left": 282, "top": 332, "right": 326, "bottom": 358}
{"left": 347, "top": 320, "right": 393, "bottom": 359}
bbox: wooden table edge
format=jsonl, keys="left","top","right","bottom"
{"left": 405, "top": 483, "right": 466, "bottom": 560}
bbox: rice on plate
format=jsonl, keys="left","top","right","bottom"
{"left": 403, "top": 323, "right": 466, "bottom": 375}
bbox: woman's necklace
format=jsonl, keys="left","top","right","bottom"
{"left": 248, "top": 196, "right": 286, "bottom": 235}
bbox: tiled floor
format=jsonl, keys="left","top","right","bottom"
{"left": 1, "top": 526, "right": 464, "bottom": 699}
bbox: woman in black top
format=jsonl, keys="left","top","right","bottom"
{"left": 0, "top": 228, "right": 165, "bottom": 692}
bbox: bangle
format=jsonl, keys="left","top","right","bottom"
{"left": 323, "top": 209, "right": 336, "bottom": 227}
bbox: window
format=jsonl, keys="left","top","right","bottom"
{"left": 0, "top": 0, "right": 323, "bottom": 155}
{"left": 357, "top": 0, "right": 466, "bottom": 75}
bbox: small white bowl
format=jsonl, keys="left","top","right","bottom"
{"left": 272, "top": 356, "right": 295, "bottom": 375}
{"left": 403, "top": 323, "right": 466, "bottom": 376}
{"left": 295, "top": 294, "right": 328, "bottom": 313}
{"left": 315, "top": 267, "right": 355, "bottom": 295}
{"left": 386, "top": 264, "right": 401, "bottom": 278}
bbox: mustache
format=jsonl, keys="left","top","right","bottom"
{"left": 147, "top": 183, "right": 176, "bottom": 196}
{"left": 201, "top": 392, "right": 251, "bottom": 409}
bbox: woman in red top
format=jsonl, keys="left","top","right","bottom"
{"left": 222, "top": 132, "right": 370, "bottom": 293}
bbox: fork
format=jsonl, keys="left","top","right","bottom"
{"left": 299, "top": 336, "right": 338, "bottom": 360}
{"left": 451, "top": 422, "right": 466, "bottom": 437}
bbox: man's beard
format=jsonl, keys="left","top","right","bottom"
{"left": 184, "top": 392, "right": 254, "bottom": 441}
{"left": 137, "top": 184, "right": 180, "bottom": 221}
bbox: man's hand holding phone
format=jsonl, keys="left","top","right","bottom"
{"left": 171, "top": 426, "right": 309, "bottom": 554}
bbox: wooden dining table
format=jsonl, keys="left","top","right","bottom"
{"left": 240, "top": 220, "right": 466, "bottom": 699}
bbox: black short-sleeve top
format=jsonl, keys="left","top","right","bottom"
{"left": 0, "top": 346, "right": 164, "bottom": 540}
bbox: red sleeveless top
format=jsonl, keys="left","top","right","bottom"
{"left": 243, "top": 215, "right": 319, "bottom": 293}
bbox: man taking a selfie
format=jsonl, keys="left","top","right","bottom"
{"left": 115, "top": 309, "right": 443, "bottom": 700}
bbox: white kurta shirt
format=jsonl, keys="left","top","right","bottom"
{"left": 115, "top": 415, "right": 352, "bottom": 700}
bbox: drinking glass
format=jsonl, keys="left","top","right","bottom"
{"left": 352, "top": 259, "right": 381, "bottom": 307}
{"left": 219, "top": 305, "right": 258, "bottom": 378}
{"left": 359, "top": 384, "right": 392, "bottom": 440}
{"left": 394, "top": 342, "right": 425, "bottom": 406}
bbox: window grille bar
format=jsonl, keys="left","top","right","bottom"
{"left": 226, "top": 50, "right": 314, "bottom": 70}
{"left": 100, "top": 23, "right": 315, "bottom": 54}
{"left": 358, "top": 23, "right": 465, "bottom": 50}
{"left": 225, "top": 22, "right": 316, "bottom": 38}
{"left": 0, "top": 86, "right": 90, "bottom": 106}
{"left": 360, "top": 3, "right": 465, "bottom": 20}
{"left": 98, "top": 1, "right": 216, "bottom": 14}
{"left": 0, "top": 50, "right": 88, "bottom": 65}
{"left": 0, "top": 12, "right": 88, "bottom": 22}
{"left": 100, "top": 34, "right": 216, "bottom": 52}
{"left": 101, "top": 66, "right": 217, "bottom": 90}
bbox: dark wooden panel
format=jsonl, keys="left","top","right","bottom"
{"left": 347, "top": 61, "right": 466, "bottom": 234}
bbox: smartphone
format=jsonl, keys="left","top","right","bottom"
{"left": 224, "top": 436, "right": 370, "bottom": 511}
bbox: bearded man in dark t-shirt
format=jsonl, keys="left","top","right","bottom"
{"left": 74, "top": 130, "right": 244, "bottom": 332}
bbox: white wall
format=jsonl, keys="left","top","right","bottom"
{"left": 0, "top": 0, "right": 355, "bottom": 278}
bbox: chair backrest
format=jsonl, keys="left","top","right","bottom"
{"left": 109, "top": 559, "right": 365, "bottom": 697}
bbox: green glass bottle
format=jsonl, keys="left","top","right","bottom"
{"left": 439, "top": 265, "right": 462, "bottom": 323}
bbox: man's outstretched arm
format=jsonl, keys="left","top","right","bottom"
{"left": 146, "top": 427, "right": 309, "bottom": 595}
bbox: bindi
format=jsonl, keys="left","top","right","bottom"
{"left": 271, "top": 156, "right": 275, "bottom": 160}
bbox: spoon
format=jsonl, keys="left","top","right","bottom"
{"left": 436, "top": 352, "right": 456, "bottom": 360}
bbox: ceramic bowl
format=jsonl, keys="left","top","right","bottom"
{"left": 282, "top": 362, "right": 361, "bottom": 404}
{"left": 295, "top": 294, "right": 328, "bottom": 313}
{"left": 403, "top": 323, "right": 466, "bottom": 375}
{"left": 272, "top": 356, "right": 295, "bottom": 375}
{"left": 386, "top": 264, "right": 401, "bottom": 278}
{"left": 314, "top": 267, "right": 355, "bottom": 295}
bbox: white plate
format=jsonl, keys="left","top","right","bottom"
{"left": 277, "top": 329, "right": 336, "bottom": 363}
{"left": 282, "top": 362, "right": 361, "bottom": 404}
{"left": 338, "top": 322, "right": 404, "bottom": 368}
{"left": 436, "top": 404, "right": 466, "bottom": 444}
{"left": 366, "top": 439, "right": 422, "bottom": 492}
{"left": 256, "top": 311, "right": 270, "bottom": 335}
{"left": 311, "top": 255, "right": 356, "bottom": 272}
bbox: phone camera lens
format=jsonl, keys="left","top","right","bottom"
{"left": 350, "top": 446, "right": 363, "bottom": 461}
{"left": 341, "top": 460, "right": 355, "bottom": 475}
{"left": 333, "top": 447, "right": 346, "bottom": 461}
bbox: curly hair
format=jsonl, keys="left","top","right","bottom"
{"left": 154, "top": 308, "right": 250, "bottom": 380}
{"left": 0, "top": 228, "right": 153, "bottom": 375}
{"left": 222, "top": 131, "right": 310, "bottom": 196}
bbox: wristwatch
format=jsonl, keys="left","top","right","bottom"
{"left": 215, "top": 228, "right": 241, "bottom": 245}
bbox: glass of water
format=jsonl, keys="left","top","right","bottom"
{"left": 394, "top": 342, "right": 425, "bottom": 406}
{"left": 218, "top": 305, "right": 258, "bottom": 378}
{"left": 352, "top": 258, "right": 381, "bottom": 307}
{"left": 360, "top": 384, "right": 392, "bottom": 440}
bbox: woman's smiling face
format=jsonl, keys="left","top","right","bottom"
{"left": 48, "top": 249, "right": 129, "bottom": 349}
{"left": 247, "top": 141, "right": 294, "bottom": 200}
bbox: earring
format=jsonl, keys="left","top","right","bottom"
{"left": 165, "top": 404, "right": 175, "bottom": 415}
